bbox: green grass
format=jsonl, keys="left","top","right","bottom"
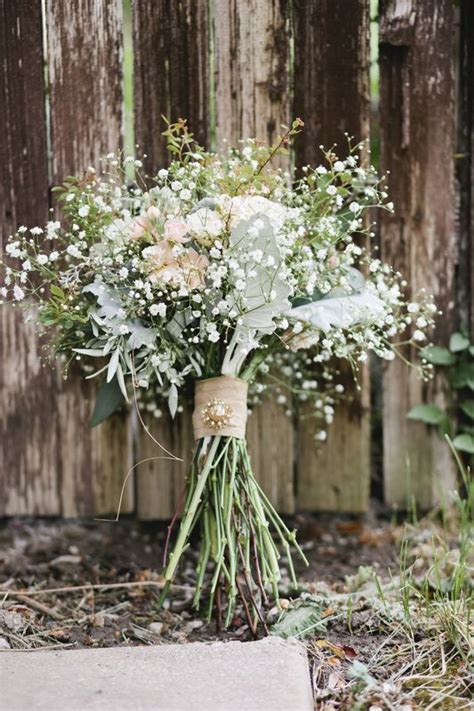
{"left": 272, "top": 463, "right": 473, "bottom": 709}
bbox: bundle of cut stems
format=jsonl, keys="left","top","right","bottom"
{"left": 160, "top": 435, "right": 308, "bottom": 631}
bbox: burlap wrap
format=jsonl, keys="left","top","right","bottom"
{"left": 192, "top": 375, "right": 248, "bottom": 440}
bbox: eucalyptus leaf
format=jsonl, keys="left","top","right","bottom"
{"left": 420, "top": 346, "right": 456, "bottom": 366}
{"left": 452, "top": 433, "right": 474, "bottom": 454}
{"left": 73, "top": 348, "right": 104, "bottom": 357}
{"left": 116, "top": 362, "right": 129, "bottom": 401}
{"left": 90, "top": 376, "right": 125, "bottom": 427}
{"left": 407, "top": 404, "right": 445, "bottom": 425}
{"left": 449, "top": 332, "right": 470, "bottom": 352}
{"left": 107, "top": 348, "right": 120, "bottom": 383}
{"left": 168, "top": 384, "right": 178, "bottom": 418}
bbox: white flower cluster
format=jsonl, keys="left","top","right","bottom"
{"left": 1, "top": 129, "right": 436, "bottom": 434}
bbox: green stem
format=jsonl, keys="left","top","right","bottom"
{"left": 163, "top": 436, "right": 221, "bottom": 583}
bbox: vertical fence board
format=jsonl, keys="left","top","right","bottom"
{"left": 133, "top": 0, "right": 209, "bottom": 518}
{"left": 379, "top": 0, "right": 457, "bottom": 508}
{"left": 214, "top": 0, "right": 295, "bottom": 513}
{"left": 293, "top": 0, "right": 371, "bottom": 512}
{"left": 134, "top": 0, "right": 209, "bottom": 175}
{"left": 0, "top": 0, "right": 61, "bottom": 515}
{"left": 458, "top": 0, "right": 473, "bottom": 336}
{"left": 45, "top": 0, "right": 134, "bottom": 517}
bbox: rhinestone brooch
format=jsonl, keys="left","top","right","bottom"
{"left": 201, "top": 398, "right": 233, "bottom": 430}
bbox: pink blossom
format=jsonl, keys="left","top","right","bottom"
{"left": 129, "top": 205, "right": 162, "bottom": 240}
{"left": 178, "top": 249, "right": 209, "bottom": 290}
{"left": 164, "top": 219, "right": 189, "bottom": 243}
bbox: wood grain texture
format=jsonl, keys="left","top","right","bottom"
{"left": 214, "top": 0, "right": 295, "bottom": 513}
{"left": 133, "top": 0, "right": 209, "bottom": 175}
{"left": 45, "top": 0, "right": 134, "bottom": 516}
{"left": 379, "top": 0, "right": 457, "bottom": 508}
{"left": 133, "top": 0, "right": 209, "bottom": 518}
{"left": 457, "top": 0, "right": 473, "bottom": 336}
{"left": 137, "top": 410, "right": 193, "bottom": 520}
{"left": 214, "top": 0, "right": 290, "bottom": 156}
{"left": 0, "top": 0, "right": 60, "bottom": 515}
{"left": 293, "top": 0, "right": 372, "bottom": 512}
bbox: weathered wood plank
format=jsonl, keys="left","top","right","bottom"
{"left": 137, "top": 410, "right": 193, "bottom": 520}
{"left": 293, "top": 0, "right": 372, "bottom": 512}
{"left": 133, "top": 0, "right": 209, "bottom": 518}
{"left": 134, "top": 0, "right": 209, "bottom": 175}
{"left": 457, "top": 0, "right": 473, "bottom": 336}
{"left": 214, "top": 0, "right": 295, "bottom": 513}
{"left": 214, "top": 0, "right": 290, "bottom": 157}
{"left": 0, "top": 0, "right": 60, "bottom": 516}
{"left": 379, "top": 0, "right": 457, "bottom": 508}
{"left": 45, "top": 0, "right": 134, "bottom": 516}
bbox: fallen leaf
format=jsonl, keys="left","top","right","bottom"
{"left": 341, "top": 644, "right": 357, "bottom": 659}
{"left": 327, "top": 671, "right": 346, "bottom": 690}
{"left": 315, "top": 639, "right": 357, "bottom": 660}
{"left": 336, "top": 520, "right": 363, "bottom": 535}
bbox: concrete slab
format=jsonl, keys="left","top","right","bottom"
{"left": 0, "top": 637, "right": 313, "bottom": 711}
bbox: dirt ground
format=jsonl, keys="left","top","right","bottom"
{"left": 0, "top": 512, "right": 398, "bottom": 650}
{"left": 2, "top": 513, "right": 471, "bottom": 710}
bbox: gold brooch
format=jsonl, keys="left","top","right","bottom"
{"left": 201, "top": 398, "right": 233, "bottom": 430}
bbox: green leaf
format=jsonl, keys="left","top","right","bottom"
{"left": 50, "top": 285, "right": 65, "bottom": 299}
{"left": 437, "top": 415, "right": 452, "bottom": 437}
{"left": 460, "top": 400, "right": 474, "bottom": 420}
{"left": 449, "top": 332, "right": 470, "bottom": 352}
{"left": 420, "top": 346, "right": 456, "bottom": 366}
{"left": 452, "top": 434, "right": 474, "bottom": 454}
{"left": 271, "top": 600, "right": 326, "bottom": 640}
{"left": 450, "top": 363, "right": 474, "bottom": 390}
{"left": 407, "top": 404, "right": 445, "bottom": 425}
{"left": 469, "top": 345, "right": 474, "bottom": 356}
{"left": 89, "top": 376, "right": 125, "bottom": 428}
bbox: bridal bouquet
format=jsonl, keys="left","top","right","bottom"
{"left": 1, "top": 119, "right": 435, "bottom": 629}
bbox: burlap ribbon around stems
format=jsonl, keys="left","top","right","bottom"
{"left": 192, "top": 375, "right": 249, "bottom": 440}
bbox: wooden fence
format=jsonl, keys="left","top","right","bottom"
{"left": 0, "top": 0, "right": 472, "bottom": 519}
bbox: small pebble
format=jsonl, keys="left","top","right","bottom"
{"left": 148, "top": 622, "right": 164, "bottom": 636}
{"left": 185, "top": 619, "right": 203, "bottom": 632}
{"left": 0, "top": 637, "right": 11, "bottom": 649}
